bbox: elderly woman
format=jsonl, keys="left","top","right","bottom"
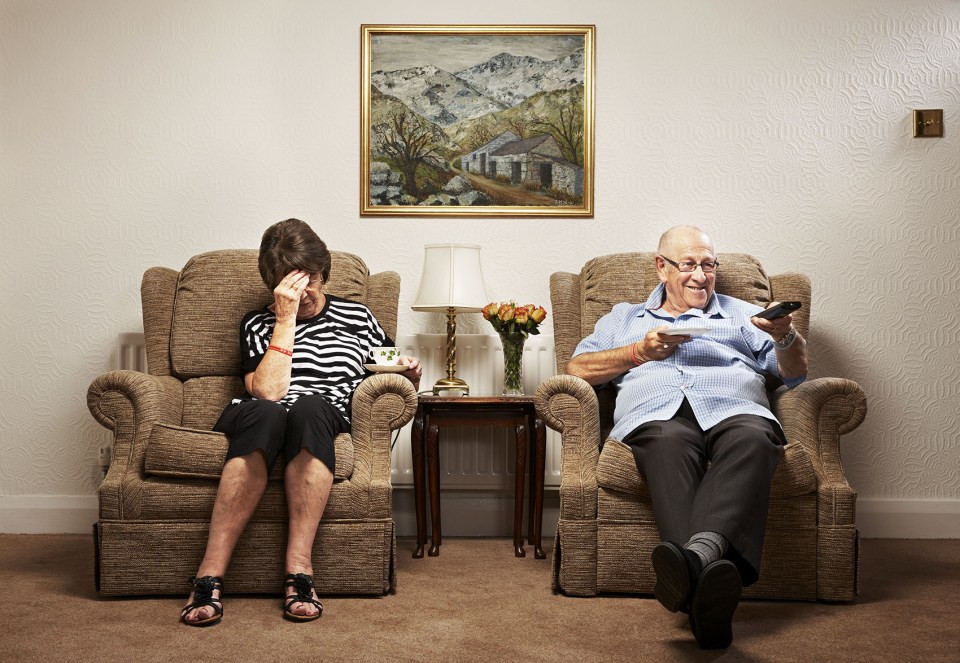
{"left": 180, "top": 218, "right": 422, "bottom": 626}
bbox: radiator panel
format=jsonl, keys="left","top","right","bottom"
{"left": 392, "top": 333, "right": 560, "bottom": 489}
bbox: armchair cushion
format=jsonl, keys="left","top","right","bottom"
{"left": 144, "top": 424, "right": 355, "bottom": 481}
{"left": 170, "top": 250, "right": 272, "bottom": 378}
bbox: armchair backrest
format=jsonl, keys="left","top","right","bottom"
{"left": 140, "top": 249, "right": 401, "bottom": 429}
{"left": 550, "top": 252, "right": 811, "bottom": 375}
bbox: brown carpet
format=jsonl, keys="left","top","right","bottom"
{"left": 1, "top": 535, "right": 957, "bottom": 662}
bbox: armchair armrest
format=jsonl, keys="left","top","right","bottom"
{"left": 348, "top": 373, "right": 418, "bottom": 516}
{"left": 87, "top": 371, "right": 184, "bottom": 519}
{"left": 549, "top": 272, "right": 582, "bottom": 375}
{"left": 535, "top": 375, "right": 602, "bottom": 520}
{"left": 773, "top": 377, "right": 867, "bottom": 483}
{"left": 773, "top": 377, "right": 867, "bottom": 528}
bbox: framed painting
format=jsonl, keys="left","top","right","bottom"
{"left": 361, "top": 24, "right": 595, "bottom": 217}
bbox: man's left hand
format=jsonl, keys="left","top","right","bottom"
{"left": 751, "top": 302, "right": 794, "bottom": 344}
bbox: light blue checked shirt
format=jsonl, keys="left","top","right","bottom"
{"left": 573, "top": 283, "right": 805, "bottom": 442}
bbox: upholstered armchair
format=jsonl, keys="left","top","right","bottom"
{"left": 87, "top": 249, "right": 417, "bottom": 596}
{"left": 535, "top": 253, "right": 867, "bottom": 602}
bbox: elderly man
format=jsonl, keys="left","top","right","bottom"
{"left": 566, "top": 225, "right": 807, "bottom": 649}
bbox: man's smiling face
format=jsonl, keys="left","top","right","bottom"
{"left": 656, "top": 227, "right": 717, "bottom": 314}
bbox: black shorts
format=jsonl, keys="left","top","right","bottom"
{"left": 213, "top": 395, "right": 348, "bottom": 475}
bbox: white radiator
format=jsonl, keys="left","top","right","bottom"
{"left": 392, "top": 333, "right": 561, "bottom": 489}
{"left": 117, "top": 332, "right": 148, "bottom": 372}
{"left": 115, "top": 332, "right": 562, "bottom": 489}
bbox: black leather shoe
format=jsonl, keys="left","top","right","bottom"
{"left": 688, "top": 559, "right": 741, "bottom": 649}
{"left": 651, "top": 541, "right": 700, "bottom": 613}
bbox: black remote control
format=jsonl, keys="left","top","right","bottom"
{"left": 756, "top": 301, "right": 802, "bottom": 320}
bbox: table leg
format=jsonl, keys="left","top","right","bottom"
{"left": 411, "top": 407, "right": 425, "bottom": 559}
{"left": 527, "top": 413, "right": 536, "bottom": 552}
{"left": 513, "top": 423, "right": 527, "bottom": 557}
{"left": 533, "top": 418, "right": 546, "bottom": 559}
{"left": 427, "top": 424, "right": 442, "bottom": 556}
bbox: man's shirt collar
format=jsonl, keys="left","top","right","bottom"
{"left": 639, "top": 283, "right": 731, "bottom": 320}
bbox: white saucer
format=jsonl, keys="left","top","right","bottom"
{"left": 660, "top": 325, "right": 711, "bottom": 337}
{"left": 364, "top": 364, "right": 408, "bottom": 373}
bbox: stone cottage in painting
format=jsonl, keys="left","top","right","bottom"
{"left": 460, "top": 131, "right": 583, "bottom": 197}
{"left": 460, "top": 131, "right": 519, "bottom": 179}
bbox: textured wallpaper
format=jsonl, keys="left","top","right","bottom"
{"left": 1, "top": 0, "right": 958, "bottom": 503}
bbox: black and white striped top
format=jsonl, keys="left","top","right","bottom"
{"left": 239, "top": 294, "right": 391, "bottom": 422}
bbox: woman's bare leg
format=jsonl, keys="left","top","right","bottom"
{"left": 282, "top": 449, "right": 333, "bottom": 617}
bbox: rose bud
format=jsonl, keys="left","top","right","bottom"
{"left": 482, "top": 303, "right": 499, "bottom": 320}
{"left": 530, "top": 307, "right": 547, "bottom": 324}
{"left": 514, "top": 306, "right": 530, "bottom": 324}
{"left": 498, "top": 304, "right": 515, "bottom": 322}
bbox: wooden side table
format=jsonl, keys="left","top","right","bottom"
{"left": 410, "top": 394, "right": 546, "bottom": 559}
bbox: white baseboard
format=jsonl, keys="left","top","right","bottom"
{"left": 0, "top": 495, "right": 98, "bottom": 534}
{"left": 856, "top": 498, "right": 960, "bottom": 538}
{"left": 2, "top": 494, "right": 957, "bottom": 539}
{"left": 391, "top": 487, "right": 560, "bottom": 539}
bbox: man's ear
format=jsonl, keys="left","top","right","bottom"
{"left": 654, "top": 256, "right": 669, "bottom": 283}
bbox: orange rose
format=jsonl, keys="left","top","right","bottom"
{"left": 514, "top": 306, "right": 530, "bottom": 324}
{"left": 482, "top": 302, "right": 499, "bottom": 320}
{"left": 529, "top": 306, "right": 547, "bottom": 324}
{"left": 498, "top": 303, "right": 515, "bottom": 322}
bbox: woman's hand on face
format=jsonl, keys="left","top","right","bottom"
{"left": 274, "top": 270, "right": 309, "bottom": 321}
{"left": 398, "top": 356, "right": 422, "bottom": 387}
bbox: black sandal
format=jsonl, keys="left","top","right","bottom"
{"left": 180, "top": 576, "right": 224, "bottom": 627}
{"left": 283, "top": 573, "right": 323, "bottom": 622}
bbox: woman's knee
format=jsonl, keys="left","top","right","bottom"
{"left": 287, "top": 396, "right": 347, "bottom": 431}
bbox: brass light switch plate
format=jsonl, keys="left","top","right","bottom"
{"left": 914, "top": 109, "right": 944, "bottom": 137}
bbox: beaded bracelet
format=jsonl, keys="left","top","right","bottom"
{"left": 268, "top": 345, "right": 293, "bottom": 356}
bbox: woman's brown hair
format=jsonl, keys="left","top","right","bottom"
{"left": 258, "top": 218, "right": 331, "bottom": 289}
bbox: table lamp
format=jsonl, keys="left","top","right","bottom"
{"left": 412, "top": 244, "right": 489, "bottom": 395}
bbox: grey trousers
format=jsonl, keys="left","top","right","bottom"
{"left": 623, "top": 399, "right": 785, "bottom": 586}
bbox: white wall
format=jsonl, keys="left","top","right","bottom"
{"left": 2, "top": 0, "right": 958, "bottom": 534}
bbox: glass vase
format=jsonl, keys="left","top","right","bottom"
{"left": 499, "top": 332, "right": 526, "bottom": 396}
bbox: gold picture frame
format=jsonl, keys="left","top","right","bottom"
{"left": 361, "top": 24, "right": 595, "bottom": 217}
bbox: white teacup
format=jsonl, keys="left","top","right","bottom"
{"left": 369, "top": 347, "right": 401, "bottom": 366}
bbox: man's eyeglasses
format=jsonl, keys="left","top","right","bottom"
{"left": 659, "top": 256, "right": 719, "bottom": 273}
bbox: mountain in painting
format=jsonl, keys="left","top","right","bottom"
{"left": 370, "top": 46, "right": 584, "bottom": 126}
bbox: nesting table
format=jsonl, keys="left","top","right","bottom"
{"left": 410, "top": 394, "right": 546, "bottom": 559}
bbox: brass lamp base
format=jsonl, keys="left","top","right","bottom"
{"left": 431, "top": 377, "right": 470, "bottom": 396}
{"left": 431, "top": 307, "right": 470, "bottom": 395}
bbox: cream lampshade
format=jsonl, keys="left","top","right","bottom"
{"left": 411, "top": 244, "right": 489, "bottom": 395}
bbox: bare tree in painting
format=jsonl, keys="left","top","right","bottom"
{"left": 505, "top": 110, "right": 538, "bottom": 140}
{"left": 534, "top": 102, "right": 584, "bottom": 167}
{"left": 467, "top": 117, "right": 497, "bottom": 151}
{"left": 373, "top": 110, "right": 445, "bottom": 198}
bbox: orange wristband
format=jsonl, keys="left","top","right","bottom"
{"left": 268, "top": 345, "right": 293, "bottom": 357}
{"left": 628, "top": 343, "right": 641, "bottom": 366}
